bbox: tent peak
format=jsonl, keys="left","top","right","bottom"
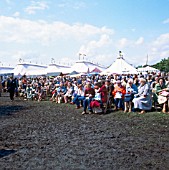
{"left": 117, "top": 51, "right": 124, "bottom": 59}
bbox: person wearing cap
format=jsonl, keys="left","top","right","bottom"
{"left": 132, "top": 78, "right": 152, "bottom": 114}
{"left": 112, "top": 80, "right": 126, "bottom": 111}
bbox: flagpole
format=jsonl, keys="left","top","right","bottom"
{"left": 146, "top": 54, "right": 148, "bottom": 66}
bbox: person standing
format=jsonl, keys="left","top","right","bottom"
{"left": 8, "top": 77, "right": 17, "bottom": 101}
{"left": 0, "top": 78, "right": 2, "bottom": 97}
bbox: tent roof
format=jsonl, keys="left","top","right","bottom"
{"left": 13, "top": 63, "right": 47, "bottom": 76}
{"left": 46, "top": 72, "right": 62, "bottom": 76}
{"left": 0, "top": 66, "right": 14, "bottom": 74}
{"left": 137, "top": 66, "right": 159, "bottom": 72}
{"left": 70, "top": 60, "right": 105, "bottom": 73}
{"left": 101, "top": 57, "right": 138, "bottom": 75}
{"left": 68, "top": 71, "right": 79, "bottom": 75}
{"left": 46, "top": 63, "right": 71, "bottom": 74}
{"left": 90, "top": 67, "right": 102, "bottom": 73}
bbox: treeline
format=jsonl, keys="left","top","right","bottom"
{"left": 152, "top": 57, "right": 169, "bottom": 72}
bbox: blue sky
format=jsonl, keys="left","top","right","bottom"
{"left": 0, "top": 0, "right": 169, "bottom": 67}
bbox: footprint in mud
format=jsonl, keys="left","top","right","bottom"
{"left": 0, "top": 149, "right": 16, "bottom": 158}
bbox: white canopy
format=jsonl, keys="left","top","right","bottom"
{"left": 0, "top": 66, "right": 14, "bottom": 75}
{"left": 137, "top": 66, "right": 159, "bottom": 73}
{"left": 46, "top": 63, "right": 71, "bottom": 74}
{"left": 101, "top": 56, "right": 138, "bottom": 75}
{"left": 70, "top": 60, "right": 105, "bottom": 73}
{"left": 13, "top": 63, "right": 47, "bottom": 76}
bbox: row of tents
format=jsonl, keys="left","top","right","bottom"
{"left": 0, "top": 56, "right": 159, "bottom": 77}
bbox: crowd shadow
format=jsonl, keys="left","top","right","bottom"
{"left": 0, "top": 149, "right": 16, "bottom": 158}
{"left": 0, "top": 105, "right": 25, "bottom": 116}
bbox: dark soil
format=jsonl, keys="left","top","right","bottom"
{"left": 0, "top": 93, "right": 169, "bottom": 170}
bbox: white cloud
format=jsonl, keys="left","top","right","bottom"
{"left": 0, "top": 16, "right": 113, "bottom": 44}
{"left": 118, "top": 38, "right": 130, "bottom": 48}
{"left": 118, "top": 37, "right": 144, "bottom": 48}
{"left": 149, "top": 33, "right": 169, "bottom": 64}
{"left": 0, "top": 16, "right": 114, "bottom": 66}
{"left": 78, "top": 34, "right": 114, "bottom": 66}
{"left": 13, "top": 12, "right": 20, "bottom": 17}
{"left": 25, "top": 1, "right": 49, "bottom": 15}
{"left": 78, "top": 34, "right": 112, "bottom": 55}
{"left": 1, "top": 16, "right": 168, "bottom": 67}
{"left": 73, "top": 1, "right": 86, "bottom": 9}
{"left": 135, "top": 37, "right": 144, "bottom": 45}
{"left": 163, "top": 18, "right": 169, "bottom": 24}
{"left": 153, "top": 33, "right": 169, "bottom": 47}
{"left": 58, "top": 0, "right": 86, "bottom": 10}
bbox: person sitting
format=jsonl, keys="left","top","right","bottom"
{"left": 55, "top": 82, "right": 67, "bottom": 103}
{"left": 25, "top": 84, "right": 33, "bottom": 100}
{"left": 72, "top": 81, "right": 78, "bottom": 96}
{"left": 151, "top": 76, "right": 159, "bottom": 91}
{"left": 49, "top": 85, "right": 58, "bottom": 102}
{"left": 154, "top": 77, "right": 169, "bottom": 113}
{"left": 90, "top": 82, "right": 102, "bottom": 113}
{"left": 34, "top": 84, "right": 46, "bottom": 101}
{"left": 124, "top": 79, "right": 138, "bottom": 113}
{"left": 90, "top": 81, "right": 108, "bottom": 113}
{"left": 132, "top": 78, "right": 152, "bottom": 114}
{"left": 71, "top": 84, "right": 85, "bottom": 109}
{"left": 41, "top": 83, "right": 47, "bottom": 100}
{"left": 64, "top": 82, "right": 74, "bottom": 103}
{"left": 82, "top": 83, "right": 95, "bottom": 115}
{"left": 112, "top": 80, "right": 126, "bottom": 111}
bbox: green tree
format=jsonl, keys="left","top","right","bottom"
{"left": 152, "top": 57, "right": 169, "bottom": 72}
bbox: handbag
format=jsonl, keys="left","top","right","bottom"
{"left": 124, "top": 93, "right": 134, "bottom": 102}
{"left": 161, "top": 91, "right": 169, "bottom": 97}
{"left": 158, "top": 95, "right": 167, "bottom": 104}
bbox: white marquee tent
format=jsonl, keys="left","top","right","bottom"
{"left": 137, "top": 66, "right": 159, "bottom": 73}
{"left": 0, "top": 66, "right": 14, "bottom": 75}
{"left": 101, "top": 56, "right": 138, "bottom": 75}
{"left": 13, "top": 63, "right": 47, "bottom": 77}
{"left": 46, "top": 63, "right": 71, "bottom": 74}
{"left": 70, "top": 60, "right": 105, "bottom": 73}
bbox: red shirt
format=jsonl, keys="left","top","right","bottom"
{"left": 84, "top": 87, "right": 95, "bottom": 98}
{"left": 98, "top": 85, "right": 108, "bottom": 103}
{"left": 112, "top": 85, "right": 126, "bottom": 99}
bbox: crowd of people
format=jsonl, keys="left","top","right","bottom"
{"left": 0, "top": 72, "right": 169, "bottom": 114}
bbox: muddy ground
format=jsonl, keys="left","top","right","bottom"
{"left": 0, "top": 93, "right": 169, "bottom": 170}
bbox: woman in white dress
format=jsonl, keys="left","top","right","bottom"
{"left": 132, "top": 78, "right": 152, "bottom": 114}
